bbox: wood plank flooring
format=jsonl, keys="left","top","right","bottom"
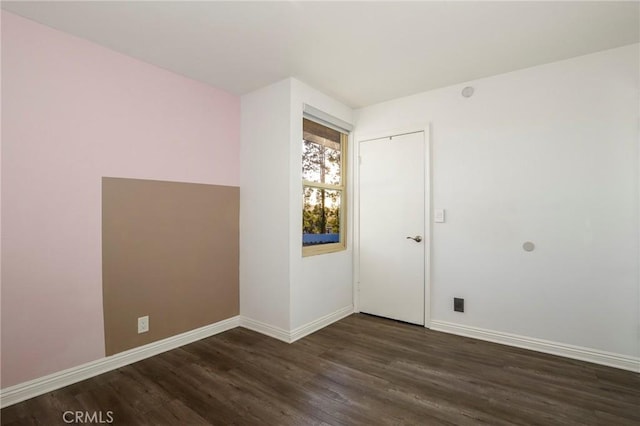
{"left": 2, "top": 314, "right": 639, "bottom": 425}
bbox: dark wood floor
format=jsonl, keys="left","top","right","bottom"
{"left": 2, "top": 314, "right": 639, "bottom": 425}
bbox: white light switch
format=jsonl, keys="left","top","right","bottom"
{"left": 434, "top": 209, "right": 445, "bottom": 223}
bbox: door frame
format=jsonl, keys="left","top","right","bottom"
{"left": 353, "top": 124, "right": 432, "bottom": 328}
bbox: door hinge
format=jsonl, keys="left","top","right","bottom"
{"left": 359, "top": 156, "right": 362, "bottom": 165}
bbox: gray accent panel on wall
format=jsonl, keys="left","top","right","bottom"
{"left": 102, "top": 177, "right": 239, "bottom": 355}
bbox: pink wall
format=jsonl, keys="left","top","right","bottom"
{"left": 1, "top": 12, "right": 240, "bottom": 388}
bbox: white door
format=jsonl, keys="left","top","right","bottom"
{"left": 359, "top": 131, "right": 426, "bottom": 325}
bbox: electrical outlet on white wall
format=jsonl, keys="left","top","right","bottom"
{"left": 138, "top": 316, "right": 149, "bottom": 334}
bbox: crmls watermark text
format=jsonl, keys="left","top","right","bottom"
{"left": 62, "top": 411, "right": 114, "bottom": 424}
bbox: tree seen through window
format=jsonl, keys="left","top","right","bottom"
{"left": 302, "top": 118, "right": 346, "bottom": 253}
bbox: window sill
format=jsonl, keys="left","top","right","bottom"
{"left": 302, "top": 243, "right": 346, "bottom": 257}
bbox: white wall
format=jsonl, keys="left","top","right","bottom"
{"left": 240, "top": 79, "right": 292, "bottom": 330}
{"left": 240, "top": 78, "right": 354, "bottom": 333}
{"left": 355, "top": 44, "right": 640, "bottom": 358}
{"left": 289, "top": 79, "right": 354, "bottom": 330}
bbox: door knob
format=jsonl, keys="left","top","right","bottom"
{"left": 406, "top": 235, "right": 422, "bottom": 242}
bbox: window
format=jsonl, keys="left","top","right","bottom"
{"left": 302, "top": 118, "right": 347, "bottom": 256}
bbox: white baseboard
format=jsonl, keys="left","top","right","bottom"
{"left": 430, "top": 320, "right": 640, "bottom": 373}
{"left": 5, "top": 313, "right": 633, "bottom": 409}
{"left": 1, "top": 309, "right": 356, "bottom": 409}
{"left": 239, "top": 306, "right": 354, "bottom": 343}
{"left": 290, "top": 305, "right": 353, "bottom": 342}
{"left": 0, "top": 315, "right": 241, "bottom": 408}
{"left": 239, "top": 317, "right": 291, "bottom": 343}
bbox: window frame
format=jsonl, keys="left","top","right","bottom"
{"left": 302, "top": 128, "right": 347, "bottom": 257}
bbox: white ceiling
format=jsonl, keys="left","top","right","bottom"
{"left": 2, "top": 1, "right": 639, "bottom": 108}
